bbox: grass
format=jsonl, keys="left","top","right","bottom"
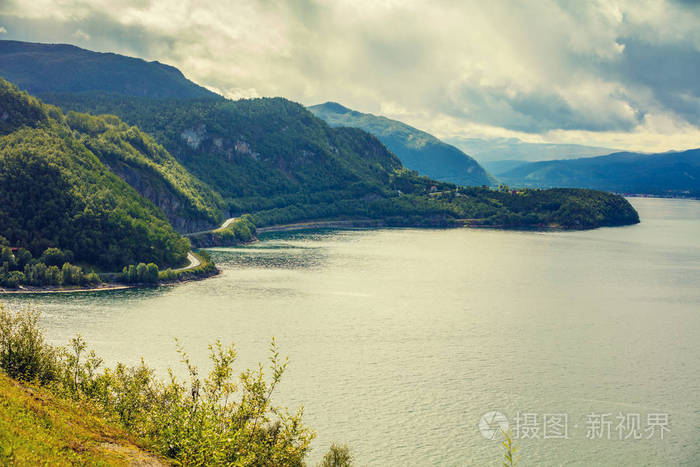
{"left": 0, "top": 371, "right": 168, "bottom": 466}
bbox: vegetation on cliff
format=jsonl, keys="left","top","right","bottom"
{"left": 65, "top": 110, "right": 225, "bottom": 229}
{"left": 0, "top": 78, "right": 191, "bottom": 271}
{"left": 45, "top": 92, "right": 639, "bottom": 231}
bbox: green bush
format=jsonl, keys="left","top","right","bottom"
{"left": 0, "top": 305, "right": 60, "bottom": 384}
{"left": 320, "top": 443, "right": 353, "bottom": 467}
{"left": 40, "top": 248, "right": 71, "bottom": 267}
{"left": 0, "top": 304, "right": 315, "bottom": 465}
{"left": 0, "top": 246, "right": 98, "bottom": 288}
{"left": 120, "top": 262, "right": 160, "bottom": 283}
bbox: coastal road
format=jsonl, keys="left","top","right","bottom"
{"left": 185, "top": 217, "right": 238, "bottom": 237}
{"left": 174, "top": 252, "right": 202, "bottom": 271}
{"left": 216, "top": 217, "right": 238, "bottom": 231}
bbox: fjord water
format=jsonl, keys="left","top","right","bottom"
{"left": 8, "top": 197, "right": 700, "bottom": 466}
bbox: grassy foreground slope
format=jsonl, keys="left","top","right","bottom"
{"left": 309, "top": 101, "right": 493, "bottom": 186}
{"left": 0, "top": 372, "right": 169, "bottom": 466}
{"left": 0, "top": 78, "right": 190, "bottom": 269}
{"left": 0, "top": 304, "right": 315, "bottom": 465}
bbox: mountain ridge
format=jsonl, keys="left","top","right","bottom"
{"left": 499, "top": 148, "right": 700, "bottom": 197}
{"left": 0, "top": 40, "right": 641, "bottom": 269}
{"left": 308, "top": 101, "right": 493, "bottom": 187}
{"left": 0, "top": 39, "right": 220, "bottom": 99}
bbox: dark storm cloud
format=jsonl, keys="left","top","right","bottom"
{"left": 443, "top": 83, "right": 643, "bottom": 133}
{"left": 0, "top": 12, "right": 171, "bottom": 60}
{"left": 606, "top": 38, "right": 700, "bottom": 122}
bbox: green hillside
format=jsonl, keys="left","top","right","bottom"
{"left": 43, "top": 92, "right": 639, "bottom": 230}
{"left": 41, "top": 94, "right": 410, "bottom": 218}
{"left": 499, "top": 149, "right": 700, "bottom": 197}
{"left": 308, "top": 102, "right": 493, "bottom": 186}
{"left": 0, "top": 39, "right": 219, "bottom": 99}
{"left": 65, "top": 111, "right": 225, "bottom": 231}
{"left": 0, "top": 78, "right": 190, "bottom": 270}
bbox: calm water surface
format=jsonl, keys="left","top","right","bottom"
{"left": 5, "top": 197, "right": 700, "bottom": 465}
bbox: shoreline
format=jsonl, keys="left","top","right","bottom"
{"left": 2, "top": 211, "right": 642, "bottom": 295}
{"left": 0, "top": 284, "right": 134, "bottom": 295}
{"left": 254, "top": 217, "right": 636, "bottom": 236}
{"left": 0, "top": 254, "right": 220, "bottom": 295}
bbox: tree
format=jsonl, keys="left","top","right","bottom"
{"left": 61, "top": 263, "right": 73, "bottom": 285}
{"left": 320, "top": 444, "right": 353, "bottom": 467}
{"left": 41, "top": 248, "right": 67, "bottom": 267}
{"left": 14, "top": 248, "right": 32, "bottom": 269}
{"left": 1, "top": 247, "right": 14, "bottom": 266}
{"left": 145, "top": 263, "right": 159, "bottom": 283}
{"left": 136, "top": 263, "right": 148, "bottom": 282}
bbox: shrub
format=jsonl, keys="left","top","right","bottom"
{"left": 157, "top": 268, "right": 178, "bottom": 281}
{"left": 320, "top": 443, "right": 353, "bottom": 467}
{"left": 0, "top": 304, "right": 315, "bottom": 464}
{"left": 46, "top": 265, "right": 61, "bottom": 285}
{"left": 60, "top": 262, "right": 82, "bottom": 286}
{"left": 40, "top": 248, "right": 69, "bottom": 267}
{"left": 144, "top": 263, "right": 159, "bottom": 283}
{"left": 82, "top": 271, "right": 101, "bottom": 286}
{"left": 135, "top": 263, "right": 147, "bottom": 282}
{"left": 0, "top": 305, "right": 59, "bottom": 384}
{"left": 1, "top": 271, "right": 25, "bottom": 288}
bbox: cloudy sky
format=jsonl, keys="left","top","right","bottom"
{"left": 1, "top": 0, "right": 699, "bottom": 152}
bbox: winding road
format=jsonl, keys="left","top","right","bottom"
{"left": 174, "top": 252, "right": 202, "bottom": 271}
{"left": 185, "top": 217, "right": 238, "bottom": 237}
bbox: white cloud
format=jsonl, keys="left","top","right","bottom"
{"left": 74, "top": 29, "right": 89, "bottom": 40}
{"left": 0, "top": 0, "right": 698, "bottom": 151}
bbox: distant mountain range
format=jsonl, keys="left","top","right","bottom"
{"left": 445, "top": 136, "right": 617, "bottom": 175}
{"left": 308, "top": 102, "right": 493, "bottom": 187}
{"left": 498, "top": 148, "right": 700, "bottom": 197}
{"left": 0, "top": 40, "right": 219, "bottom": 99}
{"left": 0, "top": 39, "right": 640, "bottom": 276}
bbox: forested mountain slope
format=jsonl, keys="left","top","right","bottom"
{"left": 0, "top": 38, "right": 641, "bottom": 233}
{"left": 0, "top": 78, "right": 190, "bottom": 269}
{"left": 43, "top": 94, "right": 406, "bottom": 210}
{"left": 44, "top": 92, "right": 640, "bottom": 230}
{"left": 309, "top": 102, "right": 493, "bottom": 186}
{"left": 64, "top": 111, "right": 225, "bottom": 231}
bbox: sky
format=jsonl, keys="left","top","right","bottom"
{"left": 0, "top": 0, "right": 699, "bottom": 152}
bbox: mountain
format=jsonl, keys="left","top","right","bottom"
{"left": 43, "top": 92, "right": 638, "bottom": 230}
{"left": 45, "top": 94, "right": 406, "bottom": 213}
{"left": 308, "top": 102, "right": 493, "bottom": 187}
{"left": 63, "top": 111, "right": 225, "bottom": 231}
{"left": 0, "top": 40, "right": 639, "bottom": 232}
{"left": 445, "top": 136, "right": 617, "bottom": 175}
{"left": 0, "top": 78, "right": 190, "bottom": 269}
{"left": 498, "top": 149, "right": 700, "bottom": 197}
{"left": 0, "top": 40, "right": 219, "bottom": 99}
